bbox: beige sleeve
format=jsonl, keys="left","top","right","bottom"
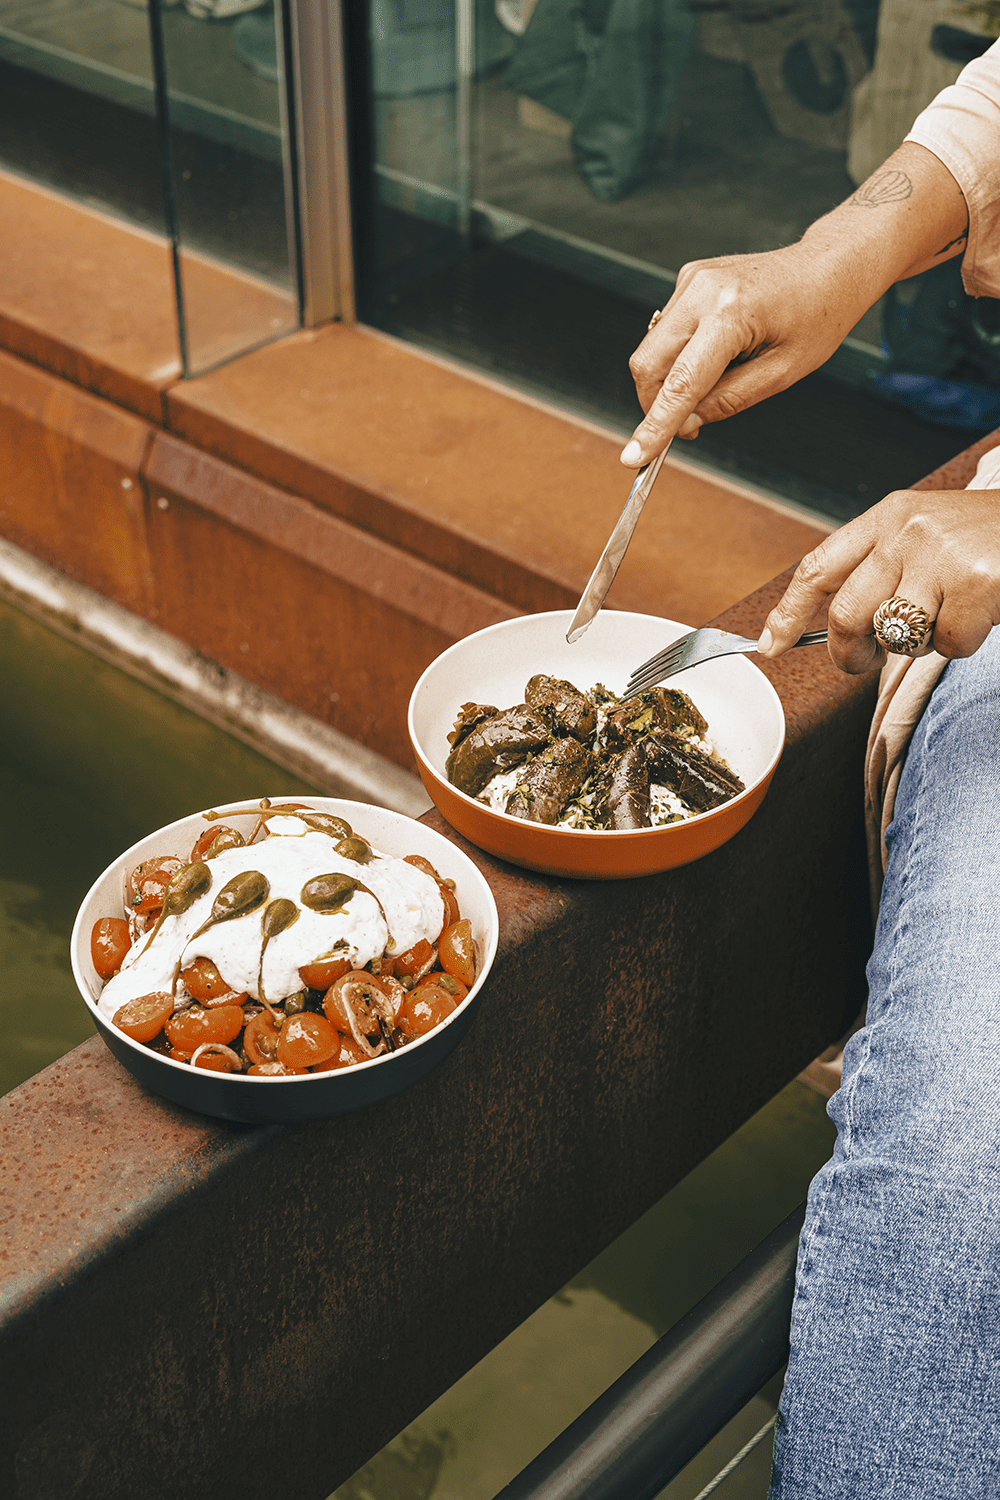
{"left": 906, "top": 40, "right": 1000, "bottom": 298}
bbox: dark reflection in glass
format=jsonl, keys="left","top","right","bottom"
{"left": 355, "top": 0, "right": 1000, "bottom": 521}
{"left": 0, "top": 0, "right": 300, "bottom": 376}
{"left": 148, "top": 0, "right": 299, "bottom": 374}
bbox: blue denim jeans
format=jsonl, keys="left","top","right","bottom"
{"left": 770, "top": 627, "right": 1000, "bottom": 1498}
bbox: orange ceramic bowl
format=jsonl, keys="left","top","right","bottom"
{"left": 408, "top": 611, "right": 785, "bottom": 880}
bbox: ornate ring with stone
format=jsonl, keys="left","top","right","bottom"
{"left": 647, "top": 308, "right": 663, "bottom": 331}
{"left": 872, "top": 596, "right": 934, "bottom": 656}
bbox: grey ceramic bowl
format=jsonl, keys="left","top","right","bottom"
{"left": 71, "top": 798, "right": 499, "bottom": 1125}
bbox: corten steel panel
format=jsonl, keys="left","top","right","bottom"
{"left": 0, "top": 169, "right": 180, "bottom": 424}
{"left": 165, "top": 322, "right": 830, "bottom": 621}
{"left": 0, "top": 582, "right": 876, "bottom": 1500}
{"left": 0, "top": 350, "right": 155, "bottom": 615}
{"left": 143, "top": 433, "right": 520, "bottom": 767}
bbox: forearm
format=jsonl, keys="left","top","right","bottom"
{"left": 800, "top": 142, "right": 968, "bottom": 307}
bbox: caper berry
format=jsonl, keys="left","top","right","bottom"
{"left": 300, "top": 872, "right": 358, "bottom": 913}
{"left": 335, "top": 836, "right": 372, "bottom": 865}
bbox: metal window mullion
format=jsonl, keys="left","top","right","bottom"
{"left": 286, "top": 0, "right": 355, "bottom": 326}
{"left": 456, "top": 0, "right": 474, "bottom": 241}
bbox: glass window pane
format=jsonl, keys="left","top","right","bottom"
{"left": 352, "top": 0, "right": 1000, "bottom": 522}
{"left": 0, "top": 0, "right": 301, "bottom": 377}
{"left": 149, "top": 0, "right": 300, "bottom": 374}
{"left": 0, "top": 0, "right": 166, "bottom": 233}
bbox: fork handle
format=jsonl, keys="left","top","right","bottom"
{"left": 791, "top": 631, "right": 828, "bottom": 648}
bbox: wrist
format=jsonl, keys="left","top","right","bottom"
{"left": 800, "top": 142, "right": 968, "bottom": 300}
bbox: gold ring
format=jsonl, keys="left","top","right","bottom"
{"left": 647, "top": 308, "right": 663, "bottom": 331}
{"left": 872, "top": 596, "right": 934, "bottom": 656}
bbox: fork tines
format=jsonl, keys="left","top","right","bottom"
{"left": 624, "top": 634, "right": 695, "bottom": 697}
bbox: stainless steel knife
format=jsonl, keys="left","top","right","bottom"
{"left": 566, "top": 444, "right": 671, "bottom": 644}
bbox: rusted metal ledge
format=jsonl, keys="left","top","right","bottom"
{"left": 0, "top": 574, "right": 875, "bottom": 1500}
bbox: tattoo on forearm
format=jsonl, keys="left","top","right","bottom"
{"left": 849, "top": 169, "right": 913, "bottom": 207}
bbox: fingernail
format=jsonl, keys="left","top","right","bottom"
{"left": 620, "top": 439, "right": 642, "bottom": 466}
{"left": 679, "top": 414, "right": 702, "bottom": 438}
{"left": 757, "top": 627, "right": 773, "bottom": 654}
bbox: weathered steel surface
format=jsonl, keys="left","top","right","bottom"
{"left": 0, "top": 578, "right": 876, "bottom": 1500}
{"left": 0, "top": 350, "right": 155, "bottom": 617}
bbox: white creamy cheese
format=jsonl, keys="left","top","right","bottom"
{"left": 99, "top": 824, "right": 444, "bottom": 1019}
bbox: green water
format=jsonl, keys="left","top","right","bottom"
{"left": 0, "top": 593, "right": 837, "bottom": 1499}
{"left": 330, "top": 1080, "right": 834, "bottom": 1500}
{"left": 0, "top": 596, "right": 320, "bottom": 1097}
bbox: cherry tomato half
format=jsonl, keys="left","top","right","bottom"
{"left": 439, "top": 919, "right": 476, "bottom": 987}
{"left": 247, "top": 1061, "right": 307, "bottom": 1076}
{"left": 180, "top": 957, "right": 246, "bottom": 1006}
{"left": 165, "top": 1004, "right": 243, "bottom": 1055}
{"left": 125, "top": 855, "right": 184, "bottom": 917}
{"left": 404, "top": 854, "right": 440, "bottom": 880}
{"left": 401, "top": 984, "right": 459, "bottom": 1038}
{"left": 113, "top": 991, "right": 175, "bottom": 1044}
{"left": 310, "top": 1036, "right": 369, "bottom": 1071}
{"left": 191, "top": 1044, "right": 242, "bottom": 1073}
{"left": 298, "top": 953, "right": 353, "bottom": 991}
{"left": 373, "top": 971, "right": 407, "bottom": 1023}
{"left": 190, "top": 824, "right": 245, "bottom": 861}
{"left": 437, "top": 883, "right": 461, "bottom": 936}
{"left": 243, "top": 1011, "right": 281, "bottom": 1066}
{"left": 92, "top": 917, "right": 131, "bottom": 980}
{"left": 390, "top": 938, "right": 436, "bottom": 983}
{"left": 323, "top": 971, "right": 389, "bottom": 1038}
{"left": 416, "top": 971, "right": 467, "bottom": 1004}
{"left": 277, "top": 1012, "right": 338, "bottom": 1069}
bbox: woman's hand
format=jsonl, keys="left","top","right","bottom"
{"left": 622, "top": 242, "right": 867, "bottom": 466}
{"left": 758, "top": 488, "right": 1000, "bottom": 673}
{"left": 620, "top": 143, "right": 969, "bottom": 467}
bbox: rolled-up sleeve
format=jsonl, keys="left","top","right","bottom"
{"left": 906, "top": 39, "right": 1000, "bottom": 298}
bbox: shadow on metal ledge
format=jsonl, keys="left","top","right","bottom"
{"left": 0, "top": 562, "right": 879, "bottom": 1500}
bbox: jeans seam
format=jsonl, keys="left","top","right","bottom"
{"left": 838, "top": 677, "right": 939, "bottom": 1162}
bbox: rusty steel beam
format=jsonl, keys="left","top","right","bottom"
{"left": 0, "top": 569, "right": 879, "bottom": 1500}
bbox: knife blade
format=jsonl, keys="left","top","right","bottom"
{"left": 566, "top": 444, "right": 670, "bottom": 644}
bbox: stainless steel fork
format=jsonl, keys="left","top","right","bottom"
{"left": 624, "top": 627, "right": 829, "bottom": 698}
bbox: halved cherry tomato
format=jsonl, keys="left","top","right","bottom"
{"left": 415, "top": 971, "right": 467, "bottom": 1004}
{"left": 125, "top": 856, "right": 184, "bottom": 917}
{"left": 113, "top": 991, "right": 175, "bottom": 1043}
{"left": 191, "top": 1044, "right": 242, "bottom": 1073}
{"left": 310, "top": 1036, "right": 369, "bottom": 1071}
{"left": 180, "top": 957, "right": 244, "bottom": 1005}
{"left": 404, "top": 854, "right": 440, "bottom": 880}
{"left": 437, "top": 883, "right": 461, "bottom": 935}
{"left": 391, "top": 939, "right": 436, "bottom": 983}
{"left": 190, "top": 825, "right": 245, "bottom": 861}
{"left": 401, "top": 984, "right": 459, "bottom": 1037}
{"left": 166, "top": 1004, "right": 243, "bottom": 1054}
{"left": 372, "top": 971, "right": 407, "bottom": 1023}
{"left": 439, "top": 919, "right": 476, "bottom": 987}
{"left": 323, "top": 971, "right": 387, "bottom": 1038}
{"left": 277, "top": 1012, "right": 338, "bottom": 1069}
{"left": 243, "top": 1011, "right": 281, "bottom": 1066}
{"left": 247, "top": 1060, "right": 307, "bottom": 1076}
{"left": 298, "top": 953, "right": 353, "bottom": 991}
{"left": 92, "top": 917, "right": 131, "bottom": 980}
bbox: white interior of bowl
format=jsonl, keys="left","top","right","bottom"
{"left": 409, "top": 611, "right": 785, "bottom": 835}
{"left": 71, "top": 798, "right": 499, "bottom": 1084}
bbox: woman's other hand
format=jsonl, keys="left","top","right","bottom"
{"left": 758, "top": 488, "right": 1000, "bottom": 673}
